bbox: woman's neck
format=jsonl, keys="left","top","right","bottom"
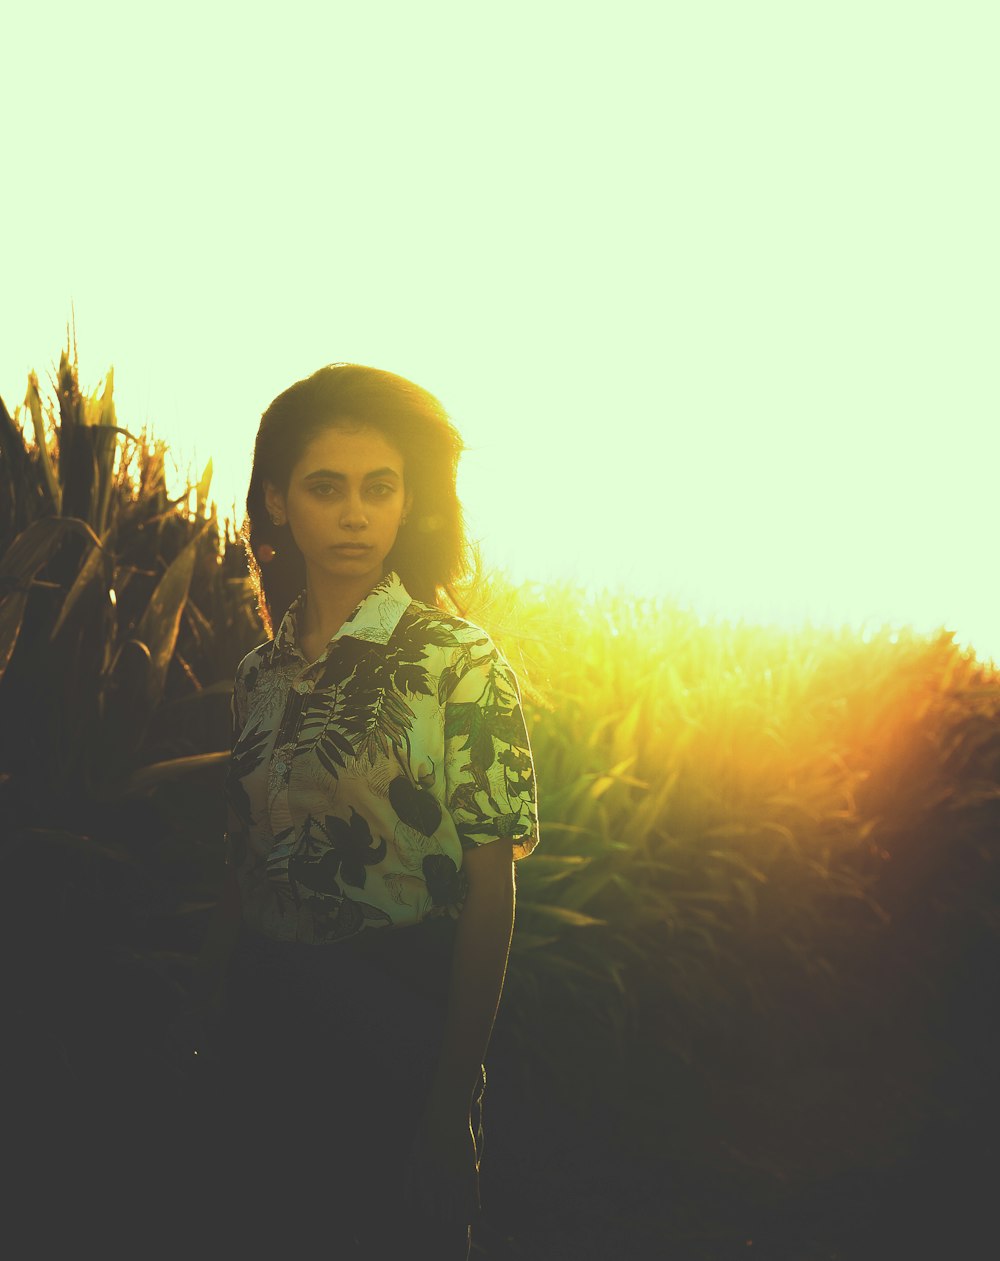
{"left": 299, "top": 565, "right": 387, "bottom": 643}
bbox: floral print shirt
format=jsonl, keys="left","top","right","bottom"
{"left": 225, "top": 570, "right": 539, "bottom": 944}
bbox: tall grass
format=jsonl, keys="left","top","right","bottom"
{"left": 3, "top": 336, "right": 997, "bottom": 1165}
{"left": 454, "top": 568, "right": 1000, "bottom": 1111}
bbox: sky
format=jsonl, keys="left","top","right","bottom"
{"left": 4, "top": 1, "right": 997, "bottom": 666}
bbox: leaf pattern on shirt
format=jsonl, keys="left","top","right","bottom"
{"left": 318, "top": 642, "right": 420, "bottom": 775}
{"left": 383, "top": 871, "right": 425, "bottom": 906}
{"left": 226, "top": 571, "right": 538, "bottom": 943}
{"left": 445, "top": 656, "right": 535, "bottom": 850}
{"left": 385, "top": 609, "right": 469, "bottom": 695}
{"left": 296, "top": 685, "right": 341, "bottom": 748}
{"left": 315, "top": 725, "right": 357, "bottom": 779}
{"left": 353, "top": 686, "right": 417, "bottom": 769}
{"left": 392, "top": 819, "right": 433, "bottom": 871}
{"left": 226, "top": 718, "right": 269, "bottom": 831}
{"left": 343, "top": 752, "right": 394, "bottom": 799}
{"left": 242, "top": 662, "right": 288, "bottom": 727}
{"left": 318, "top": 806, "right": 389, "bottom": 889}
{"left": 437, "top": 636, "right": 495, "bottom": 705}
{"left": 423, "top": 852, "right": 463, "bottom": 908}
{"left": 288, "top": 849, "right": 343, "bottom": 896}
{"left": 388, "top": 775, "right": 442, "bottom": 836}
{"left": 305, "top": 894, "right": 392, "bottom": 941}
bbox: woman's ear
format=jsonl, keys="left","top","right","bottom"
{"left": 263, "top": 479, "right": 285, "bottom": 521}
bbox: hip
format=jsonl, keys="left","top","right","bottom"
{"left": 221, "top": 914, "right": 462, "bottom": 1075}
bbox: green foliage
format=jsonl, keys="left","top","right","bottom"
{"left": 452, "top": 561, "right": 1000, "bottom": 1114}
{"left": 0, "top": 333, "right": 262, "bottom": 1103}
{"left": 1, "top": 333, "right": 997, "bottom": 1161}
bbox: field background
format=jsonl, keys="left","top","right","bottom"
{"left": 2, "top": 351, "right": 997, "bottom": 1257}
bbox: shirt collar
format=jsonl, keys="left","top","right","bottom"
{"left": 272, "top": 569, "right": 412, "bottom": 665}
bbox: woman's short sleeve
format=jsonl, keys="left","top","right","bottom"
{"left": 443, "top": 641, "right": 539, "bottom": 862}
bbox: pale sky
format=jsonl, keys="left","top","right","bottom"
{"left": 4, "top": 1, "right": 997, "bottom": 666}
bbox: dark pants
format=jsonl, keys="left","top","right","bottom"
{"left": 193, "top": 915, "right": 484, "bottom": 1259}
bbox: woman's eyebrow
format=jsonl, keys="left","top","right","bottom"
{"left": 303, "top": 466, "right": 400, "bottom": 481}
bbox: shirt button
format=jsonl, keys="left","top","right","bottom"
{"left": 295, "top": 682, "right": 311, "bottom": 694}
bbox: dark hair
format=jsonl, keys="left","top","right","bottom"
{"left": 238, "top": 363, "right": 478, "bottom": 638}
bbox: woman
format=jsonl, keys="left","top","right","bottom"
{"left": 183, "top": 363, "right": 539, "bottom": 1260}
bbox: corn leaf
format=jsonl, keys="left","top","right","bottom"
{"left": 134, "top": 520, "right": 213, "bottom": 709}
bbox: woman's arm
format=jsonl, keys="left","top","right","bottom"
{"left": 423, "top": 839, "right": 516, "bottom": 1124}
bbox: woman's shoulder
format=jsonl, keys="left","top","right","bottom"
{"left": 397, "top": 596, "right": 497, "bottom": 653}
{"left": 234, "top": 640, "right": 272, "bottom": 681}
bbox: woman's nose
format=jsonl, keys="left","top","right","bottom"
{"left": 340, "top": 495, "right": 368, "bottom": 527}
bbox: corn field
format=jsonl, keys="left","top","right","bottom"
{"left": 2, "top": 336, "right": 997, "bottom": 1256}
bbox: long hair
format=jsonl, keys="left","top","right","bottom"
{"left": 237, "top": 363, "right": 478, "bottom": 639}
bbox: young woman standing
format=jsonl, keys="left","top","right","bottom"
{"left": 185, "top": 364, "right": 539, "bottom": 1259}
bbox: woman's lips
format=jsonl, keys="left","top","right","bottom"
{"left": 332, "top": 543, "right": 372, "bottom": 551}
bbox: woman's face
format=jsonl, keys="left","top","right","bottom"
{"left": 264, "top": 421, "right": 413, "bottom": 587}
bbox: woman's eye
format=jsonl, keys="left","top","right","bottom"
{"left": 310, "top": 484, "right": 394, "bottom": 498}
